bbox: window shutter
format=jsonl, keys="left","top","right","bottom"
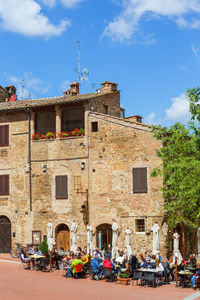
{"left": 133, "top": 168, "right": 147, "bottom": 193}
{"left": 56, "top": 176, "right": 68, "bottom": 199}
{"left": 0, "top": 125, "right": 9, "bottom": 146}
{"left": 0, "top": 175, "right": 9, "bottom": 196}
{"left": 4, "top": 175, "right": 9, "bottom": 195}
{"left": 0, "top": 176, "right": 2, "bottom": 195}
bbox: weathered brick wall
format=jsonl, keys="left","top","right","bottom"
{"left": 0, "top": 98, "right": 167, "bottom": 258}
{"left": 84, "top": 91, "right": 121, "bottom": 117}
{"left": 87, "top": 113, "right": 167, "bottom": 257}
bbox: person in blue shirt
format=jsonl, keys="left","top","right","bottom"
{"left": 191, "top": 264, "right": 200, "bottom": 289}
{"left": 90, "top": 254, "right": 103, "bottom": 280}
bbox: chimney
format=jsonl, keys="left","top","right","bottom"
{"left": 100, "top": 81, "right": 118, "bottom": 93}
{"left": 125, "top": 115, "right": 142, "bottom": 123}
{"left": 5, "top": 85, "right": 17, "bottom": 102}
{"left": 64, "top": 82, "right": 80, "bottom": 96}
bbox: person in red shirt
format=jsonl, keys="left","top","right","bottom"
{"left": 103, "top": 254, "right": 115, "bottom": 270}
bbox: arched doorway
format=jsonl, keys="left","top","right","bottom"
{"left": 96, "top": 224, "right": 112, "bottom": 251}
{"left": 0, "top": 216, "right": 11, "bottom": 253}
{"left": 55, "top": 224, "right": 70, "bottom": 252}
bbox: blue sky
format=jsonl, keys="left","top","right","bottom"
{"left": 1, "top": 0, "right": 200, "bottom": 126}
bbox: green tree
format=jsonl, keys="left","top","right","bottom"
{"left": 39, "top": 239, "right": 48, "bottom": 254}
{"left": 151, "top": 122, "right": 200, "bottom": 230}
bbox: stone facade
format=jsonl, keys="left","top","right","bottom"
{"left": 0, "top": 82, "right": 168, "bottom": 258}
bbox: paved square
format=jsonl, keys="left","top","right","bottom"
{"left": 0, "top": 256, "right": 199, "bottom": 300}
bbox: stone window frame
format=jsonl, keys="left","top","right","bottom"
{"left": 135, "top": 218, "right": 146, "bottom": 234}
{"left": 55, "top": 175, "right": 68, "bottom": 200}
{"left": 52, "top": 171, "right": 71, "bottom": 203}
{"left": 130, "top": 164, "right": 150, "bottom": 195}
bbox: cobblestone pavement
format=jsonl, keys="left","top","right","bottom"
{"left": 0, "top": 255, "right": 199, "bottom": 300}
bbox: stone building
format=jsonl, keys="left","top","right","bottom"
{"left": 0, "top": 81, "right": 169, "bottom": 257}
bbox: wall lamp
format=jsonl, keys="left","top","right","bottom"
{"left": 81, "top": 162, "right": 85, "bottom": 170}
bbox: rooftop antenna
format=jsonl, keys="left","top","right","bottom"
{"left": 20, "top": 78, "right": 25, "bottom": 100}
{"left": 77, "top": 40, "right": 81, "bottom": 83}
{"left": 92, "top": 83, "right": 95, "bottom": 93}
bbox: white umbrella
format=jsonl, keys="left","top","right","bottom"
{"left": 70, "top": 220, "right": 78, "bottom": 253}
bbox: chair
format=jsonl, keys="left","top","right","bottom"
{"left": 143, "top": 272, "right": 157, "bottom": 288}
{"left": 19, "top": 256, "right": 30, "bottom": 270}
{"left": 132, "top": 271, "right": 143, "bottom": 286}
{"left": 57, "top": 261, "right": 65, "bottom": 276}
{"left": 103, "top": 268, "right": 117, "bottom": 282}
{"left": 73, "top": 263, "right": 84, "bottom": 279}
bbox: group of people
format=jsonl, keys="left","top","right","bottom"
{"left": 20, "top": 245, "right": 200, "bottom": 289}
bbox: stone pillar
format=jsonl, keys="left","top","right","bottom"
{"left": 55, "top": 105, "right": 61, "bottom": 136}
{"left": 31, "top": 111, "right": 35, "bottom": 137}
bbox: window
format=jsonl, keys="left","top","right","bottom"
{"left": 0, "top": 175, "right": 9, "bottom": 196}
{"left": 135, "top": 219, "right": 145, "bottom": 232}
{"left": 103, "top": 105, "right": 108, "bottom": 114}
{"left": 35, "top": 111, "right": 55, "bottom": 135}
{"left": 61, "top": 108, "right": 84, "bottom": 132}
{"left": 132, "top": 167, "right": 147, "bottom": 193}
{"left": 56, "top": 176, "right": 68, "bottom": 199}
{"left": 74, "top": 176, "right": 81, "bottom": 191}
{"left": 120, "top": 109, "right": 125, "bottom": 119}
{"left": 0, "top": 125, "right": 9, "bottom": 147}
{"left": 91, "top": 122, "right": 98, "bottom": 132}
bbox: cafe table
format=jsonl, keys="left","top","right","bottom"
{"left": 178, "top": 270, "right": 193, "bottom": 288}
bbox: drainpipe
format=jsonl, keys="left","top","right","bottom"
{"left": 27, "top": 108, "right": 32, "bottom": 212}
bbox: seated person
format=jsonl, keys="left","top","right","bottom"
{"left": 90, "top": 254, "right": 103, "bottom": 280}
{"left": 114, "top": 252, "right": 126, "bottom": 275}
{"left": 81, "top": 251, "right": 89, "bottom": 265}
{"left": 155, "top": 258, "right": 164, "bottom": 278}
{"left": 138, "top": 254, "right": 147, "bottom": 268}
{"left": 150, "top": 255, "right": 157, "bottom": 269}
{"left": 103, "top": 254, "right": 115, "bottom": 271}
{"left": 20, "top": 249, "right": 33, "bottom": 269}
{"left": 34, "top": 247, "right": 42, "bottom": 256}
{"left": 191, "top": 264, "right": 200, "bottom": 289}
{"left": 70, "top": 255, "right": 84, "bottom": 277}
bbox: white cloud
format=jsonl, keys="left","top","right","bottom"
{"left": 9, "top": 73, "right": 51, "bottom": 99}
{"left": 60, "top": 0, "right": 85, "bottom": 8}
{"left": 103, "top": 0, "right": 200, "bottom": 42}
{"left": 144, "top": 113, "right": 156, "bottom": 125}
{"left": 59, "top": 80, "right": 71, "bottom": 92}
{"left": 165, "top": 93, "right": 191, "bottom": 122}
{"left": 40, "top": 0, "right": 56, "bottom": 8}
{"left": 0, "top": 0, "right": 70, "bottom": 37}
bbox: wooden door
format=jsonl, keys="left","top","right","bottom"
{"left": 0, "top": 216, "right": 11, "bottom": 253}
{"left": 57, "top": 230, "right": 70, "bottom": 252}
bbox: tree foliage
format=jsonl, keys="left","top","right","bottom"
{"left": 39, "top": 239, "right": 48, "bottom": 254}
{"left": 151, "top": 90, "right": 200, "bottom": 229}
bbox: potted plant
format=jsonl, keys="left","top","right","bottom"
{"left": 117, "top": 273, "right": 130, "bottom": 285}
{"left": 39, "top": 239, "right": 48, "bottom": 255}
{"left": 45, "top": 131, "right": 56, "bottom": 139}
{"left": 32, "top": 132, "right": 41, "bottom": 140}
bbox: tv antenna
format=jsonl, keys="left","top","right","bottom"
{"left": 20, "top": 78, "right": 25, "bottom": 100}
{"left": 77, "top": 40, "right": 81, "bottom": 82}
{"left": 76, "top": 40, "right": 89, "bottom": 90}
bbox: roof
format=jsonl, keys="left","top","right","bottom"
{"left": 89, "top": 111, "right": 152, "bottom": 129}
{"left": 0, "top": 91, "right": 116, "bottom": 112}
